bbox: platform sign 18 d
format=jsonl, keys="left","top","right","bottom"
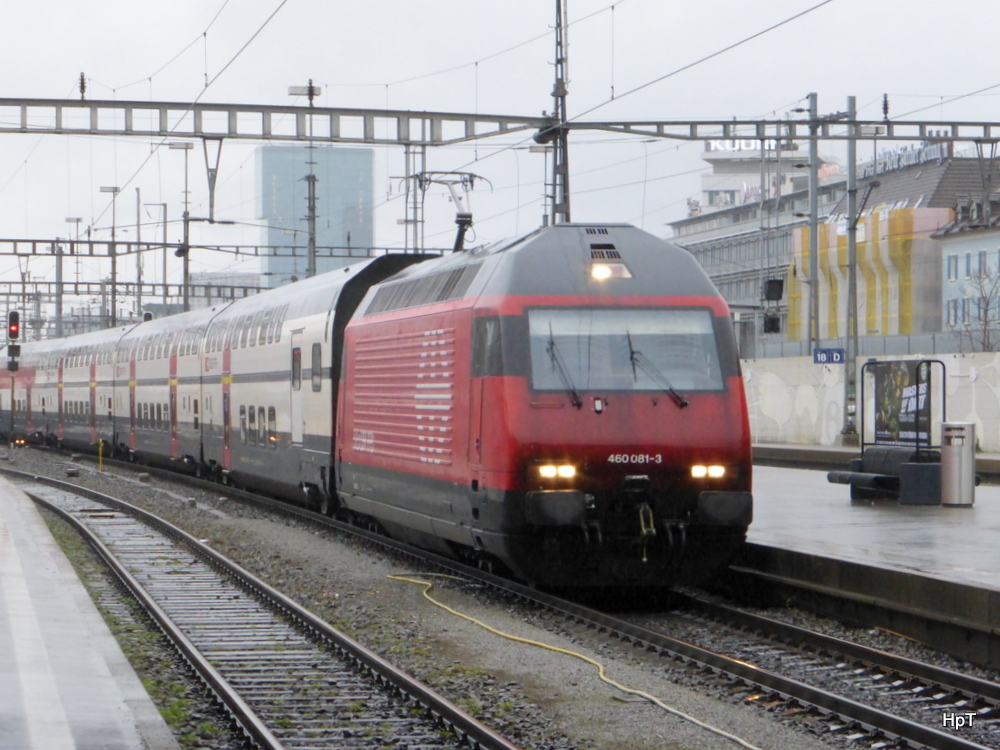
{"left": 813, "top": 347, "right": 844, "bottom": 364}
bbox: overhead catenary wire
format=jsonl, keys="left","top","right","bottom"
{"left": 86, "top": 0, "right": 292, "bottom": 231}
{"left": 108, "top": 0, "right": 234, "bottom": 93}
{"left": 446, "top": 0, "right": 842, "bottom": 182}
{"left": 324, "top": 1, "right": 629, "bottom": 92}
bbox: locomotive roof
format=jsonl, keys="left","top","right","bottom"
{"left": 366, "top": 223, "right": 721, "bottom": 308}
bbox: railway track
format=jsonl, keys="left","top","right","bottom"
{"left": 15, "top": 454, "right": 999, "bottom": 750}
{"left": 629, "top": 593, "right": 1000, "bottom": 748}
{"left": 10, "top": 469, "right": 520, "bottom": 750}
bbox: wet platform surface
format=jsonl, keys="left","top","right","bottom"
{"left": 751, "top": 463, "right": 1000, "bottom": 592}
{"left": 0, "top": 476, "right": 178, "bottom": 750}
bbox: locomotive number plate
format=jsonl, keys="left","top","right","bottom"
{"left": 607, "top": 454, "right": 662, "bottom": 464}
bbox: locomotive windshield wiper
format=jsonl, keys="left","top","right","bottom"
{"left": 547, "top": 324, "right": 583, "bottom": 409}
{"left": 626, "top": 330, "right": 689, "bottom": 409}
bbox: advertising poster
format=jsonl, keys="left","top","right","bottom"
{"left": 874, "top": 360, "right": 931, "bottom": 446}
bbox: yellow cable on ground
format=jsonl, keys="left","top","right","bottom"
{"left": 388, "top": 574, "right": 764, "bottom": 750}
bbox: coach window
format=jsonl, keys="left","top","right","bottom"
{"left": 248, "top": 406, "right": 257, "bottom": 444}
{"left": 247, "top": 312, "right": 260, "bottom": 346}
{"left": 259, "top": 309, "right": 273, "bottom": 345}
{"left": 225, "top": 318, "right": 238, "bottom": 350}
{"left": 235, "top": 316, "right": 246, "bottom": 348}
{"left": 252, "top": 310, "right": 266, "bottom": 345}
{"left": 268, "top": 407, "right": 276, "bottom": 447}
{"left": 266, "top": 309, "right": 277, "bottom": 344}
{"left": 291, "top": 347, "right": 302, "bottom": 390}
{"left": 273, "top": 304, "right": 288, "bottom": 343}
{"left": 257, "top": 406, "right": 266, "bottom": 443}
{"left": 156, "top": 403, "right": 162, "bottom": 430}
{"left": 239, "top": 405, "right": 247, "bottom": 443}
{"left": 311, "top": 344, "right": 322, "bottom": 391}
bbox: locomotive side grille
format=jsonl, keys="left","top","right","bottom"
{"left": 585, "top": 227, "right": 610, "bottom": 235}
{"left": 351, "top": 328, "right": 455, "bottom": 466}
{"left": 367, "top": 263, "right": 482, "bottom": 315}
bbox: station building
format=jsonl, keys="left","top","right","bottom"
{"left": 932, "top": 196, "right": 1000, "bottom": 351}
{"left": 670, "top": 140, "right": 1000, "bottom": 358}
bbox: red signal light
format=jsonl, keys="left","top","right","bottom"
{"left": 7, "top": 311, "right": 19, "bottom": 340}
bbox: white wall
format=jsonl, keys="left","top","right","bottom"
{"left": 743, "top": 353, "right": 1000, "bottom": 451}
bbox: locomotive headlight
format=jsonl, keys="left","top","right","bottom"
{"left": 538, "top": 464, "right": 576, "bottom": 479}
{"left": 591, "top": 264, "right": 613, "bottom": 280}
{"left": 590, "top": 262, "right": 632, "bottom": 280}
{"left": 691, "top": 464, "right": 726, "bottom": 479}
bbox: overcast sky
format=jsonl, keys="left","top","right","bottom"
{"left": 3, "top": 0, "right": 1000, "bottom": 289}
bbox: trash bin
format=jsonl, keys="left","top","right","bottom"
{"left": 941, "top": 422, "right": 975, "bottom": 507}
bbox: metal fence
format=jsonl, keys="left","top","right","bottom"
{"left": 745, "top": 330, "right": 972, "bottom": 360}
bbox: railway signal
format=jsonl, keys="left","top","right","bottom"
{"left": 6, "top": 310, "right": 19, "bottom": 371}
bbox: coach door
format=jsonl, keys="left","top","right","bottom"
{"left": 290, "top": 331, "right": 304, "bottom": 445}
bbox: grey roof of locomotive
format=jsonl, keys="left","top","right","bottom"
{"left": 357, "top": 223, "right": 722, "bottom": 316}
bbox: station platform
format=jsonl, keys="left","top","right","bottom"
{"left": 753, "top": 441, "right": 1000, "bottom": 482}
{"left": 0, "top": 476, "right": 179, "bottom": 750}
{"left": 750, "top": 461, "right": 1000, "bottom": 592}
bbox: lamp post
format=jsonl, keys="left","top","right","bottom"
{"left": 144, "top": 203, "right": 168, "bottom": 305}
{"left": 169, "top": 142, "right": 194, "bottom": 311}
{"left": 47, "top": 241, "right": 64, "bottom": 338}
{"left": 807, "top": 92, "right": 819, "bottom": 353}
{"left": 289, "top": 81, "right": 321, "bottom": 278}
{"left": 99, "top": 186, "right": 120, "bottom": 326}
{"left": 64, "top": 217, "right": 82, "bottom": 335}
{"left": 65, "top": 217, "right": 82, "bottom": 281}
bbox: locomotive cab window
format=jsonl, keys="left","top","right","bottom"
{"left": 472, "top": 317, "right": 504, "bottom": 377}
{"left": 527, "top": 308, "right": 724, "bottom": 394}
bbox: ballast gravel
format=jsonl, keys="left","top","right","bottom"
{"left": 14, "top": 449, "right": 842, "bottom": 750}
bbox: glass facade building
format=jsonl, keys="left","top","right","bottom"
{"left": 256, "top": 145, "right": 374, "bottom": 287}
